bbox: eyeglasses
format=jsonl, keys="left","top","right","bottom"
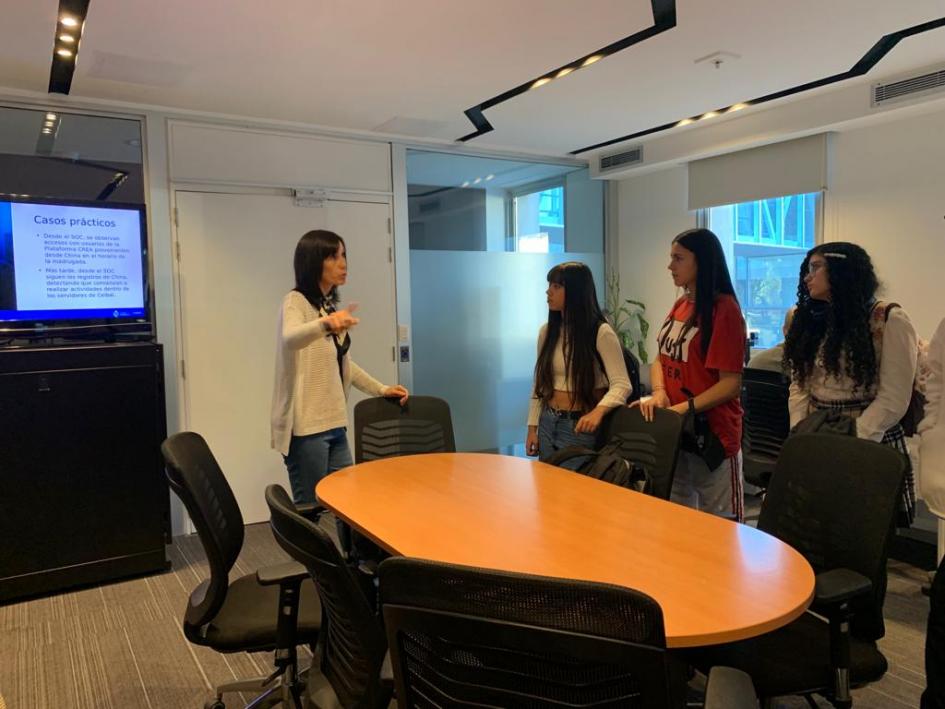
{"left": 806, "top": 261, "right": 826, "bottom": 276}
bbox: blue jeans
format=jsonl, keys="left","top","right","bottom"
{"left": 283, "top": 428, "right": 352, "bottom": 505}
{"left": 537, "top": 408, "right": 596, "bottom": 470}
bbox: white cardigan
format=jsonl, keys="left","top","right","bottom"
{"left": 270, "top": 291, "right": 386, "bottom": 456}
{"left": 920, "top": 317, "right": 945, "bottom": 519}
{"left": 788, "top": 306, "right": 917, "bottom": 442}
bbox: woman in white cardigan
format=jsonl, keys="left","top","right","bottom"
{"left": 920, "top": 318, "right": 945, "bottom": 552}
{"left": 271, "top": 230, "right": 408, "bottom": 505}
{"left": 920, "top": 317, "right": 945, "bottom": 709}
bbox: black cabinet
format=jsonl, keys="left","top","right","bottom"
{"left": 0, "top": 343, "right": 169, "bottom": 602}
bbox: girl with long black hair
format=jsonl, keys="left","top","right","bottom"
{"left": 784, "top": 241, "right": 918, "bottom": 523}
{"left": 639, "top": 228, "right": 747, "bottom": 521}
{"left": 526, "top": 262, "right": 630, "bottom": 467}
{"left": 271, "top": 229, "right": 408, "bottom": 505}
{"left": 785, "top": 241, "right": 918, "bottom": 642}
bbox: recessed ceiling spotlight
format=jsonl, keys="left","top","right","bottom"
{"left": 461, "top": 181, "right": 470, "bottom": 187}
{"left": 60, "top": 16, "right": 79, "bottom": 27}
{"left": 531, "top": 77, "right": 552, "bottom": 90}
{"left": 56, "top": 48, "right": 74, "bottom": 58}
{"left": 700, "top": 111, "right": 719, "bottom": 120}
{"left": 473, "top": 177, "right": 482, "bottom": 184}
{"left": 485, "top": 174, "right": 494, "bottom": 181}
{"left": 677, "top": 118, "right": 694, "bottom": 127}
{"left": 582, "top": 55, "right": 603, "bottom": 67}
{"left": 556, "top": 67, "right": 574, "bottom": 78}
{"left": 728, "top": 103, "right": 749, "bottom": 112}
{"left": 46, "top": 112, "right": 57, "bottom": 120}
{"left": 59, "top": 34, "right": 75, "bottom": 43}
{"left": 42, "top": 129, "right": 52, "bottom": 134}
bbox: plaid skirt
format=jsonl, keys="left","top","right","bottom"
{"left": 811, "top": 395, "right": 916, "bottom": 527}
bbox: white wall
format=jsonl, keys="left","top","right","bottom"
{"left": 824, "top": 109, "right": 945, "bottom": 338}
{"left": 615, "top": 106, "right": 945, "bottom": 349}
{"left": 615, "top": 166, "right": 695, "bottom": 365}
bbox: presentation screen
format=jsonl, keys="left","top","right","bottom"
{"left": 0, "top": 198, "right": 150, "bottom": 333}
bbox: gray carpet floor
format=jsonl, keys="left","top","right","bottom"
{"left": 0, "top": 521, "right": 931, "bottom": 708}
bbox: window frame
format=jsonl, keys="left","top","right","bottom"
{"left": 507, "top": 177, "right": 567, "bottom": 253}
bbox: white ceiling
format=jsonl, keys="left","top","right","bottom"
{"left": 1, "top": 1, "right": 944, "bottom": 157}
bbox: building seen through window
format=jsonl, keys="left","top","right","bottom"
{"left": 707, "top": 192, "right": 820, "bottom": 348}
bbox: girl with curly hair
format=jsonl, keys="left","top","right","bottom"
{"left": 784, "top": 241, "right": 918, "bottom": 522}
{"left": 785, "top": 241, "right": 918, "bottom": 640}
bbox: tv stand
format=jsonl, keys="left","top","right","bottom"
{"left": 0, "top": 342, "right": 169, "bottom": 602}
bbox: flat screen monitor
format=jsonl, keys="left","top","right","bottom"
{"left": 0, "top": 197, "right": 152, "bottom": 338}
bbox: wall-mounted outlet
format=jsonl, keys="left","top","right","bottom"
{"left": 399, "top": 345, "right": 410, "bottom": 363}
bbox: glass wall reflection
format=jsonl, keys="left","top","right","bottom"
{"left": 407, "top": 150, "right": 604, "bottom": 453}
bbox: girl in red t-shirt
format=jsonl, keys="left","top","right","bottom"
{"left": 637, "top": 228, "right": 746, "bottom": 521}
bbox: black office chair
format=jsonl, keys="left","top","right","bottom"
{"left": 547, "top": 407, "right": 684, "bottom": 500}
{"left": 688, "top": 433, "right": 908, "bottom": 709}
{"left": 353, "top": 395, "right": 455, "bottom": 463}
{"left": 740, "top": 368, "right": 791, "bottom": 490}
{"left": 378, "top": 557, "right": 757, "bottom": 709}
{"left": 161, "top": 432, "right": 322, "bottom": 709}
{"left": 265, "top": 484, "right": 391, "bottom": 709}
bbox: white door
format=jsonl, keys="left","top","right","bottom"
{"left": 174, "top": 190, "right": 397, "bottom": 523}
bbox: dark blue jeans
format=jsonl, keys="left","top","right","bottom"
{"left": 283, "top": 427, "right": 352, "bottom": 505}
{"left": 537, "top": 407, "right": 596, "bottom": 470}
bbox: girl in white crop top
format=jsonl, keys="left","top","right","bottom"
{"left": 526, "top": 262, "right": 630, "bottom": 466}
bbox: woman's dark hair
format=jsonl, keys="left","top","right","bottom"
{"left": 669, "top": 228, "right": 738, "bottom": 357}
{"left": 533, "top": 262, "right": 607, "bottom": 412}
{"left": 293, "top": 230, "right": 345, "bottom": 307}
{"left": 783, "top": 241, "right": 880, "bottom": 392}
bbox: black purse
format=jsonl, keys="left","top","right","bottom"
{"left": 679, "top": 388, "right": 727, "bottom": 471}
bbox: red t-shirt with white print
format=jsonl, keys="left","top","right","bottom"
{"left": 656, "top": 294, "right": 745, "bottom": 457}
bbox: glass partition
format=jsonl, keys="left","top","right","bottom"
{"left": 0, "top": 105, "right": 144, "bottom": 203}
{"left": 407, "top": 150, "right": 604, "bottom": 453}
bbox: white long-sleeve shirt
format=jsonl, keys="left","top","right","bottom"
{"left": 788, "top": 305, "right": 918, "bottom": 442}
{"left": 270, "top": 291, "right": 386, "bottom": 456}
{"left": 919, "top": 318, "right": 945, "bottom": 519}
{"left": 527, "top": 322, "right": 631, "bottom": 426}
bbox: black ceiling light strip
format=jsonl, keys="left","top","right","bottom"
{"left": 570, "top": 15, "right": 945, "bottom": 155}
{"left": 48, "top": 0, "right": 90, "bottom": 95}
{"left": 456, "top": 0, "right": 677, "bottom": 143}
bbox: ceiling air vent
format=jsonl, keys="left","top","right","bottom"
{"left": 872, "top": 66, "right": 945, "bottom": 107}
{"left": 600, "top": 145, "right": 643, "bottom": 171}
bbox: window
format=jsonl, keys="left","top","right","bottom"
{"left": 705, "top": 192, "right": 821, "bottom": 349}
{"left": 511, "top": 184, "right": 565, "bottom": 253}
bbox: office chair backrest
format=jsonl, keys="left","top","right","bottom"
{"left": 760, "top": 433, "right": 906, "bottom": 596}
{"left": 161, "top": 431, "right": 244, "bottom": 634}
{"left": 353, "top": 395, "right": 455, "bottom": 463}
{"left": 598, "top": 407, "right": 683, "bottom": 500}
{"left": 266, "top": 484, "right": 387, "bottom": 708}
{"left": 379, "top": 557, "right": 685, "bottom": 708}
{"left": 741, "top": 368, "right": 791, "bottom": 486}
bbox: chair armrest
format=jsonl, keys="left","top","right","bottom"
{"left": 704, "top": 666, "right": 758, "bottom": 709}
{"left": 814, "top": 568, "right": 872, "bottom": 606}
{"left": 256, "top": 560, "right": 309, "bottom": 586}
{"left": 544, "top": 446, "right": 596, "bottom": 468}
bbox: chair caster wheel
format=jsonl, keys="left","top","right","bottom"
{"left": 204, "top": 700, "right": 225, "bottom": 709}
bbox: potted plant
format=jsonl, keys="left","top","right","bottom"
{"left": 605, "top": 270, "right": 649, "bottom": 363}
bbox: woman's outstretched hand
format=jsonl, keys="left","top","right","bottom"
{"left": 382, "top": 385, "right": 409, "bottom": 405}
{"left": 324, "top": 308, "right": 359, "bottom": 333}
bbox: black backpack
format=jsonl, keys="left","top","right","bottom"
{"left": 545, "top": 442, "right": 651, "bottom": 494}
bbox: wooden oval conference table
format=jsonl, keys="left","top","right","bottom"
{"left": 316, "top": 452, "right": 814, "bottom": 649}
